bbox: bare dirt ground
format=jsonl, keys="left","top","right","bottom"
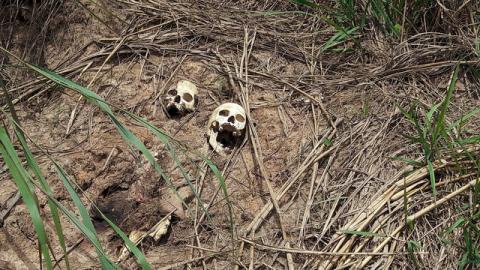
{"left": 1, "top": 0, "right": 480, "bottom": 269}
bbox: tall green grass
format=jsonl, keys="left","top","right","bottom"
{"left": 400, "top": 64, "right": 480, "bottom": 269}
{"left": 399, "top": 65, "right": 460, "bottom": 198}
{"left": 0, "top": 47, "right": 234, "bottom": 269}
{"left": 290, "top": 0, "right": 437, "bottom": 36}
{"left": 281, "top": 0, "right": 437, "bottom": 51}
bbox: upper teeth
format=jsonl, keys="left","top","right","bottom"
{"left": 206, "top": 102, "right": 247, "bottom": 157}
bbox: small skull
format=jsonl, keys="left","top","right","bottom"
{"left": 164, "top": 80, "right": 198, "bottom": 117}
{"left": 207, "top": 103, "right": 247, "bottom": 156}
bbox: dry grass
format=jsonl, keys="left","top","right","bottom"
{"left": 1, "top": 0, "right": 480, "bottom": 269}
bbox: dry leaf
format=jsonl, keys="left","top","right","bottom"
{"left": 148, "top": 214, "right": 171, "bottom": 241}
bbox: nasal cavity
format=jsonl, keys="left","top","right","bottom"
{"left": 174, "top": 95, "right": 181, "bottom": 103}
{"left": 228, "top": 115, "right": 235, "bottom": 123}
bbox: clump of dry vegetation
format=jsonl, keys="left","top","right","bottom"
{"left": 0, "top": 0, "right": 479, "bottom": 269}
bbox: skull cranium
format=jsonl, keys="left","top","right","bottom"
{"left": 164, "top": 80, "right": 198, "bottom": 117}
{"left": 207, "top": 103, "right": 246, "bottom": 156}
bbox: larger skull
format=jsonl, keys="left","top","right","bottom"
{"left": 164, "top": 80, "right": 198, "bottom": 117}
{"left": 207, "top": 103, "right": 246, "bottom": 156}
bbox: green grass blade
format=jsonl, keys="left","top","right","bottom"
{"left": 27, "top": 180, "right": 121, "bottom": 269}
{"left": 55, "top": 164, "right": 151, "bottom": 269}
{"left": 54, "top": 164, "right": 116, "bottom": 269}
{"left": 321, "top": 27, "right": 358, "bottom": 52}
{"left": 455, "top": 136, "right": 480, "bottom": 146}
{"left": 0, "top": 126, "right": 54, "bottom": 270}
{"left": 15, "top": 129, "right": 71, "bottom": 269}
{"left": 444, "top": 218, "right": 466, "bottom": 238}
{"left": 449, "top": 107, "right": 480, "bottom": 134}
{"left": 406, "top": 240, "right": 422, "bottom": 268}
{"left": 205, "top": 158, "right": 235, "bottom": 234}
{"left": 369, "top": 0, "right": 396, "bottom": 34}
{"left": 99, "top": 213, "right": 152, "bottom": 269}
{"left": 427, "top": 160, "right": 437, "bottom": 199}
{"left": 425, "top": 101, "right": 442, "bottom": 128}
{"left": 434, "top": 64, "right": 460, "bottom": 141}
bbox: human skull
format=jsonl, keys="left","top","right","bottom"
{"left": 207, "top": 103, "right": 247, "bottom": 156}
{"left": 164, "top": 80, "right": 198, "bottom": 117}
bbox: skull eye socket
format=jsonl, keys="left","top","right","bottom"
{"left": 167, "top": 89, "right": 177, "bottom": 96}
{"left": 219, "top": 110, "right": 230, "bottom": 116}
{"left": 235, "top": 114, "right": 245, "bottom": 122}
{"left": 182, "top": 93, "right": 193, "bottom": 102}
